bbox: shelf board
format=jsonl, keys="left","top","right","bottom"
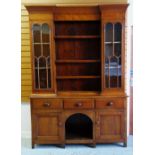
{"left": 56, "top": 59, "right": 101, "bottom": 63}
{"left": 55, "top": 35, "right": 100, "bottom": 39}
{"left": 56, "top": 76, "right": 101, "bottom": 79}
{"left": 105, "top": 41, "right": 121, "bottom": 44}
{"left": 35, "top": 67, "right": 50, "bottom": 69}
{"left": 33, "top": 43, "right": 50, "bottom": 45}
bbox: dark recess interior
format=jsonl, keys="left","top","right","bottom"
{"left": 65, "top": 113, "right": 93, "bottom": 140}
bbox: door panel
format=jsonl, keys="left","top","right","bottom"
{"left": 96, "top": 111, "right": 124, "bottom": 141}
{"left": 33, "top": 112, "right": 63, "bottom": 141}
{"left": 38, "top": 116, "right": 58, "bottom": 136}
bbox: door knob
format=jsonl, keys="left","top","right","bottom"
{"left": 107, "top": 101, "right": 113, "bottom": 106}
{"left": 75, "top": 102, "right": 83, "bottom": 107}
{"left": 96, "top": 120, "right": 100, "bottom": 125}
{"left": 58, "top": 122, "right": 63, "bottom": 127}
{"left": 43, "top": 102, "right": 51, "bottom": 107}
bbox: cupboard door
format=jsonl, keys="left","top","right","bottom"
{"left": 33, "top": 112, "right": 63, "bottom": 142}
{"left": 103, "top": 22, "right": 123, "bottom": 89}
{"left": 96, "top": 111, "right": 124, "bottom": 141}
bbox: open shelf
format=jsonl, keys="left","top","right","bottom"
{"left": 105, "top": 41, "right": 121, "bottom": 44}
{"left": 55, "top": 35, "right": 100, "bottom": 39}
{"left": 56, "top": 76, "right": 101, "bottom": 79}
{"left": 55, "top": 21, "right": 100, "bottom": 36}
{"left": 57, "top": 78, "right": 101, "bottom": 91}
{"left": 56, "top": 39, "right": 100, "bottom": 60}
{"left": 55, "top": 20, "right": 101, "bottom": 92}
{"left": 56, "top": 62, "right": 100, "bottom": 76}
{"left": 56, "top": 59, "right": 100, "bottom": 63}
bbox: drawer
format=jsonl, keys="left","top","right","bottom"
{"left": 64, "top": 99, "right": 94, "bottom": 109}
{"left": 95, "top": 98, "right": 124, "bottom": 109}
{"left": 32, "top": 99, "right": 63, "bottom": 109}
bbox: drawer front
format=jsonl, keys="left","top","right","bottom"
{"left": 95, "top": 98, "right": 124, "bottom": 109}
{"left": 64, "top": 99, "right": 94, "bottom": 109}
{"left": 32, "top": 99, "right": 63, "bottom": 109}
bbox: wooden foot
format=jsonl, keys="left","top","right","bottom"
{"left": 60, "top": 144, "right": 65, "bottom": 148}
{"left": 123, "top": 142, "right": 127, "bottom": 147}
{"left": 32, "top": 143, "right": 35, "bottom": 149}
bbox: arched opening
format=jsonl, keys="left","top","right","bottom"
{"left": 65, "top": 113, "right": 93, "bottom": 140}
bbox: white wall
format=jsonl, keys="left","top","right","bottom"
{"left": 21, "top": 103, "right": 31, "bottom": 138}
{"left": 126, "top": 0, "right": 133, "bottom": 135}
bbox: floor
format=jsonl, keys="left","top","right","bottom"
{"left": 21, "top": 136, "right": 133, "bottom": 155}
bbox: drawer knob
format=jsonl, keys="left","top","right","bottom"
{"left": 75, "top": 102, "right": 83, "bottom": 107}
{"left": 58, "top": 122, "right": 63, "bottom": 127}
{"left": 43, "top": 102, "right": 51, "bottom": 107}
{"left": 107, "top": 102, "right": 113, "bottom": 106}
{"left": 96, "top": 120, "right": 100, "bottom": 125}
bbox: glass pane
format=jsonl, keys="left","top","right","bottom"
{"left": 34, "top": 44, "right": 41, "bottom": 57}
{"left": 114, "top": 43, "right": 121, "bottom": 57}
{"left": 105, "top": 44, "right": 113, "bottom": 57}
{"left": 39, "top": 69, "right": 47, "bottom": 88}
{"left": 32, "top": 23, "right": 52, "bottom": 90}
{"left": 118, "top": 57, "right": 122, "bottom": 87}
{"left": 118, "top": 56, "right": 121, "bottom": 65}
{"left": 35, "top": 69, "right": 39, "bottom": 89}
{"left": 105, "top": 23, "right": 113, "bottom": 42}
{"left": 47, "top": 57, "right": 50, "bottom": 67}
{"left": 39, "top": 57, "right": 46, "bottom": 67}
{"left": 34, "top": 58, "right": 38, "bottom": 68}
{"left": 33, "top": 24, "right": 41, "bottom": 43}
{"left": 104, "top": 22, "right": 122, "bottom": 89}
{"left": 42, "top": 24, "right": 50, "bottom": 43}
{"left": 114, "top": 23, "right": 122, "bottom": 42}
{"left": 43, "top": 44, "right": 50, "bottom": 57}
{"left": 109, "top": 57, "right": 118, "bottom": 88}
{"left": 67, "top": 23, "right": 76, "bottom": 35}
{"left": 48, "top": 69, "right": 51, "bottom": 88}
{"left": 105, "top": 57, "right": 109, "bottom": 88}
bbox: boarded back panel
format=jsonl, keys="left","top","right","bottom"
{"left": 21, "top": 22, "right": 29, "bottom": 28}
{"left": 21, "top": 63, "right": 31, "bottom": 69}
{"left": 21, "top": 34, "right": 30, "bottom": 40}
{"left": 22, "top": 85, "right": 32, "bottom": 91}
{"left": 21, "top": 28, "right": 30, "bottom": 34}
{"left": 21, "top": 4, "right": 32, "bottom": 102}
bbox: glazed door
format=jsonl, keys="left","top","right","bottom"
{"left": 96, "top": 111, "right": 124, "bottom": 141}
{"left": 32, "top": 112, "right": 63, "bottom": 142}
{"left": 101, "top": 21, "right": 125, "bottom": 93}
{"left": 104, "top": 22, "right": 123, "bottom": 89}
{"left": 31, "top": 21, "right": 56, "bottom": 93}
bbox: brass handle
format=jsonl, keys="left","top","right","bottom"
{"left": 107, "top": 101, "right": 113, "bottom": 106}
{"left": 43, "top": 102, "right": 51, "bottom": 107}
{"left": 75, "top": 102, "right": 83, "bottom": 107}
